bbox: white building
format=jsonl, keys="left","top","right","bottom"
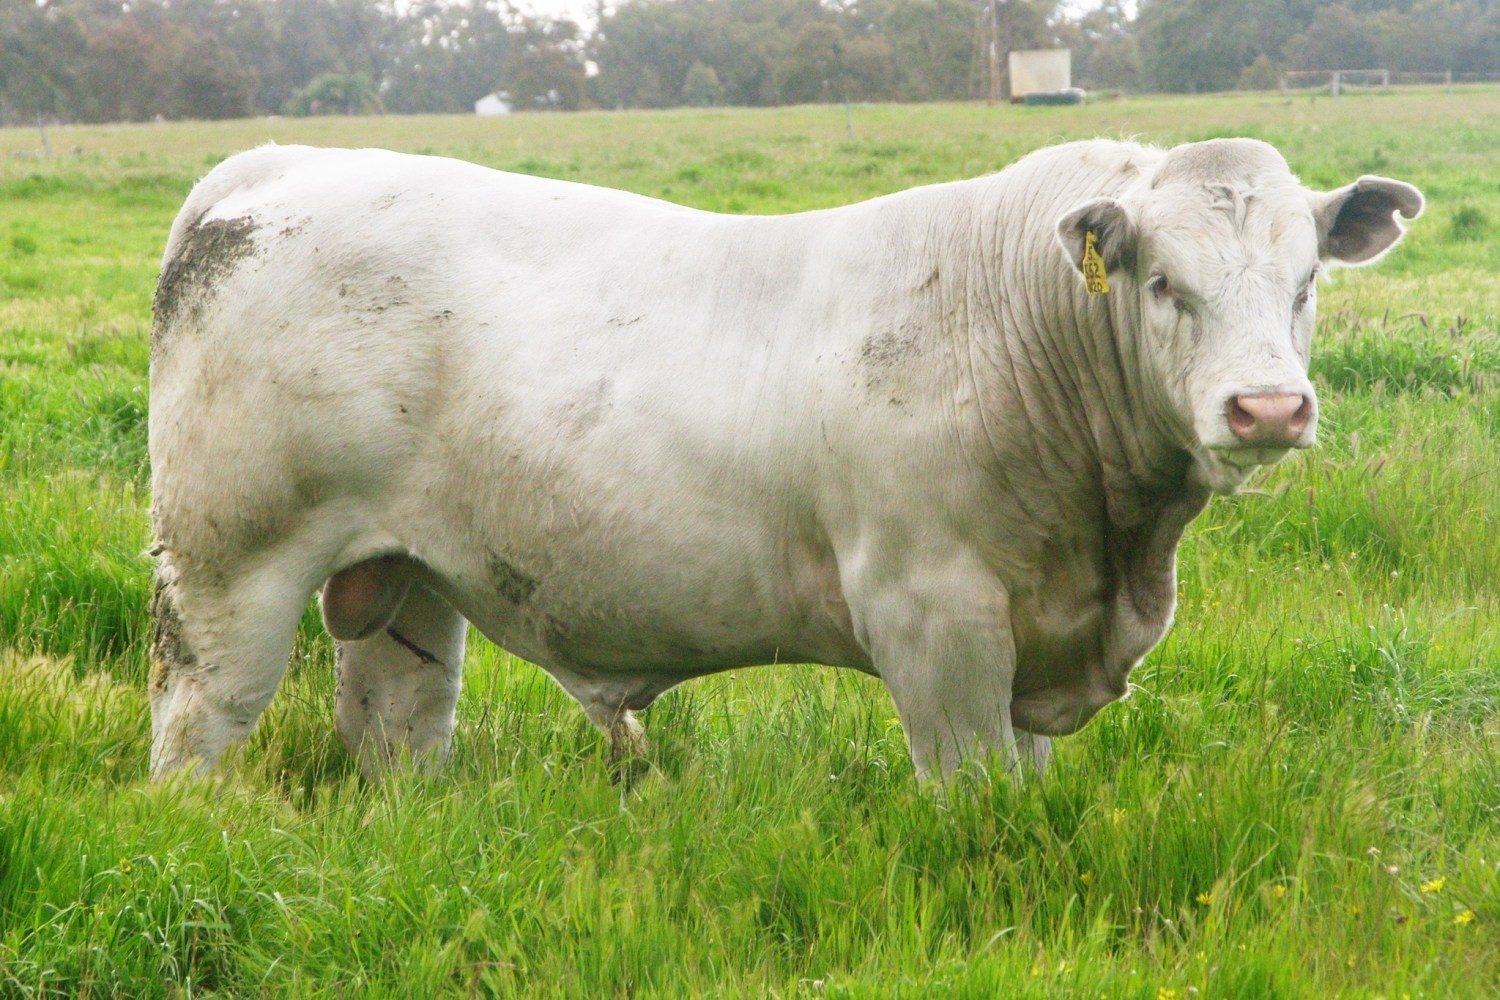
{"left": 474, "top": 93, "right": 513, "bottom": 116}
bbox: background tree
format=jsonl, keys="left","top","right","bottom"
{"left": 1056, "top": 1, "right": 1140, "bottom": 90}
{"left": 1238, "top": 53, "right": 1282, "bottom": 90}
{"left": 873, "top": 0, "right": 979, "bottom": 101}
{"left": 384, "top": 1, "right": 514, "bottom": 114}
{"left": 0, "top": 2, "right": 92, "bottom": 122}
{"left": 1284, "top": 3, "right": 1383, "bottom": 69}
{"left": 682, "top": 61, "right": 726, "bottom": 106}
{"left": 1136, "top": 0, "right": 1321, "bottom": 92}
{"left": 0, "top": 0, "right": 1493, "bottom": 121}
{"left": 505, "top": 16, "right": 589, "bottom": 110}
{"left": 284, "top": 73, "right": 384, "bottom": 116}
{"left": 1374, "top": 0, "right": 1500, "bottom": 75}
{"left": 776, "top": 21, "right": 849, "bottom": 103}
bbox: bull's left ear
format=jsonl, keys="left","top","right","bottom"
{"left": 1311, "top": 176, "right": 1425, "bottom": 266}
{"left": 1056, "top": 197, "right": 1137, "bottom": 277}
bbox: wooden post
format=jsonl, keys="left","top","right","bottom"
{"left": 36, "top": 114, "right": 52, "bottom": 158}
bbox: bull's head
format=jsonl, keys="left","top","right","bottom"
{"left": 1056, "top": 138, "right": 1423, "bottom": 493}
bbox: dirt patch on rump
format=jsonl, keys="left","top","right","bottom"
{"left": 152, "top": 215, "right": 262, "bottom": 355}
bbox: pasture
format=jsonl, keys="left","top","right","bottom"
{"left": 0, "top": 89, "right": 1496, "bottom": 996}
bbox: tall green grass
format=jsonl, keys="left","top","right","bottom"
{"left": 1, "top": 89, "right": 1496, "bottom": 996}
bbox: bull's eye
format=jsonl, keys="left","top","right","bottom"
{"left": 1148, "top": 273, "right": 1190, "bottom": 315}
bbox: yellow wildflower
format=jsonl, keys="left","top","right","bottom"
{"left": 1421, "top": 877, "right": 1445, "bottom": 894}
{"left": 1271, "top": 884, "right": 1287, "bottom": 899}
{"left": 1080, "top": 871, "right": 1094, "bottom": 886}
{"left": 1110, "top": 807, "right": 1128, "bottom": 825}
{"left": 1196, "top": 891, "right": 1214, "bottom": 906}
{"left": 1157, "top": 988, "right": 1179, "bottom": 1000}
{"left": 1454, "top": 909, "right": 1475, "bottom": 926}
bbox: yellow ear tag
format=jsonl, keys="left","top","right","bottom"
{"left": 1082, "top": 230, "right": 1110, "bottom": 296}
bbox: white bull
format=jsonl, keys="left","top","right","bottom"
{"left": 147, "top": 138, "right": 1421, "bottom": 779}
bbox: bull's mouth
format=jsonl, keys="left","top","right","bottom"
{"left": 1192, "top": 444, "right": 1294, "bottom": 493}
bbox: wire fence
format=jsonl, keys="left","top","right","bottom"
{"left": 1281, "top": 69, "right": 1500, "bottom": 95}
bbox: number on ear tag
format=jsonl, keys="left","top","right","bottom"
{"left": 1082, "top": 231, "right": 1110, "bottom": 296}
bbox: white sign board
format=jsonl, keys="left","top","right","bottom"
{"left": 1008, "top": 49, "right": 1072, "bottom": 97}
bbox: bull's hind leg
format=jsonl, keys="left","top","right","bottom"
{"left": 331, "top": 572, "right": 467, "bottom": 777}
{"left": 149, "top": 555, "right": 313, "bottom": 778}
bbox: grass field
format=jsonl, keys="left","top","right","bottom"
{"left": 1, "top": 89, "right": 1497, "bottom": 997}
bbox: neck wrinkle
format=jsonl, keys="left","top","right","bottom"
{"left": 953, "top": 174, "right": 1192, "bottom": 537}
{"left": 1087, "top": 282, "right": 1200, "bottom": 526}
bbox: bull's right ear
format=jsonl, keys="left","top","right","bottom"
{"left": 1056, "top": 198, "right": 1137, "bottom": 277}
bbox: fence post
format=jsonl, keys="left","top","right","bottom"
{"left": 36, "top": 114, "right": 52, "bottom": 158}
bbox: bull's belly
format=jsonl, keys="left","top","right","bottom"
{"left": 403, "top": 499, "right": 868, "bottom": 686}
{"left": 466, "top": 587, "right": 809, "bottom": 677}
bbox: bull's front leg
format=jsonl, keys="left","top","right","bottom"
{"left": 854, "top": 558, "right": 1023, "bottom": 780}
{"left": 1013, "top": 730, "right": 1052, "bottom": 774}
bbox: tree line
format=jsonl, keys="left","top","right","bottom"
{"left": 2, "top": 0, "right": 1496, "bottom": 123}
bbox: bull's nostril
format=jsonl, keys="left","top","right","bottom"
{"left": 1287, "top": 395, "right": 1314, "bottom": 436}
{"left": 1226, "top": 397, "right": 1256, "bottom": 437}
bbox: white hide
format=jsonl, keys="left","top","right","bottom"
{"left": 146, "top": 139, "right": 1421, "bottom": 779}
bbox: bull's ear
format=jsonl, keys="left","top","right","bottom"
{"left": 1311, "top": 175, "right": 1424, "bottom": 266}
{"left": 1056, "top": 197, "right": 1137, "bottom": 277}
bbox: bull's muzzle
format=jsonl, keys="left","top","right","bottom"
{"left": 1224, "top": 391, "right": 1315, "bottom": 448}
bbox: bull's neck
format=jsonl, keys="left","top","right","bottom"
{"left": 935, "top": 179, "right": 1197, "bottom": 535}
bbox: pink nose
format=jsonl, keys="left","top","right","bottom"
{"left": 1226, "top": 392, "right": 1313, "bottom": 446}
